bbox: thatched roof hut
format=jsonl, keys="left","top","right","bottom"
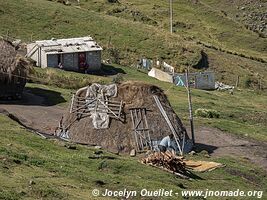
{"left": 60, "top": 82, "right": 191, "bottom": 154}
{"left": 0, "top": 39, "right": 29, "bottom": 99}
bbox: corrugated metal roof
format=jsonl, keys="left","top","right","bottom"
{"left": 31, "top": 36, "right": 102, "bottom": 54}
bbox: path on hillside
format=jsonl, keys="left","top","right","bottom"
{"left": 194, "top": 127, "right": 267, "bottom": 171}
{"left": 0, "top": 90, "right": 65, "bottom": 135}
{"left": 0, "top": 91, "right": 266, "bottom": 171}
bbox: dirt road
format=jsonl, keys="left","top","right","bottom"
{"left": 0, "top": 91, "right": 266, "bottom": 171}
{"left": 0, "top": 90, "right": 65, "bottom": 135}
{"left": 195, "top": 127, "right": 267, "bottom": 171}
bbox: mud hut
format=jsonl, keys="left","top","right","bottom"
{"left": 0, "top": 39, "right": 29, "bottom": 99}
{"left": 60, "top": 82, "right": 192, "bottom": 154}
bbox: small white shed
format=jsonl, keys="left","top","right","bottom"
{"left": 174, "top": 71, "right": 215, "bottom": 90}
{"left": 26, "top": 36, "right": 102, "bottom": 72}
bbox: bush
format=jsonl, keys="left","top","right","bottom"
{"left": 244, "top": 77, "right": 253, "bottom": 88}
{"left": 107, "top": 48, "right": 121, "bottom": 64}
{"left": 195, "top": 108, "right": 220, "bottom": 118}
{"left": 112, "top": 74, "right": 124, "bottom": 83}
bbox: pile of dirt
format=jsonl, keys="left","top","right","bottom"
{"left": 61, "top": 81, "right": 189, "bottom": 153}
{"left": 0, "top": 39, "right": 29, "bottom": 99}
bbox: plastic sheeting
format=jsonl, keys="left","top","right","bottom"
{"left": 90, "top": 112, "right": 110, "bottom": 129}
{"left": 148, "top": 68, "right": 173, "bottom": 83}
{"left": 163, "top": 62, "right": 174, "bottom": 74}
{"left": 86, "top": 83, "right": 117, "bottom": 99}
{"left": 85, "top": 83, "right": 117, "bottom": 129}
{"left": 215, "top": 82, "right": 234, "bottom": 91}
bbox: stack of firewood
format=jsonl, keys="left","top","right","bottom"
{"left": 140, "top": 151, "right": 189, "bottom": 179}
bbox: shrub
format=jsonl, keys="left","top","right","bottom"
{"left": 244, "top": 77, "right": 253, "bottom": 88}
{"left": 107, "top": 48, "right": 121, "bottom": 64}
{"left": 195, "top": 108, "right": 220, "bottom": 118}
{"left": 112, "top": 74, "right": 124, "bottom": 83}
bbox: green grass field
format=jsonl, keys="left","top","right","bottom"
{"left": 0, "top": 114, "right": 266, "bottom": 200}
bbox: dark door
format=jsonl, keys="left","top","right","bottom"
{"left": 78, "top": 52, "right": 86, "bottom": 72}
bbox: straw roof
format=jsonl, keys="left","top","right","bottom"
{"left": 62, "top": 82, "right": 188, "bottom": 153}
{"left": 0, "top": 39, "right": 29, "bottom": 98}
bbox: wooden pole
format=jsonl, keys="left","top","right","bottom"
{"left": 30, "top": 33, "right": 33, "bottom": 42}
{"left": 235, "top": 75, "right": 239, "bottom": 88}
{"left": 108, "top": 35, "right": 111, "bottom": 48}
{"left": 6, "top": 30, "right": 9, "bottom": 40}
{"left": 170, "top": 0, "right": 173, "bottom": 34}
{"left": 185, "top": 67, "right": 195, "bottom": 145}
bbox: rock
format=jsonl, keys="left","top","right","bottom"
{"left": 242, "top": 156, "right": 250, "bottom": 160}
{"left": 88, "top": 155, "right": 101, "bottom": 159}
{"left": 64, "top": 144, "right": 77, "bottom": 150}
{"left": 200, "top": 150, "right": 209, "bottom": 155}
{"left": 205, "top": 154, "right": 211, "bottom": 158}
{"left": 94, "top": 150, "right": 103, "bottom": 155}
{"left": 130, "top": 149, "right": 136, "bottom": 157}
{"left": 189, "top": 150, "right": 196, "bottom": 155}
{"left": 94, "top": 146, "right": 102, "bottom": 149}
{"left": 177, "top": 183, "right": 187, "bottom": 189}
{"left": 29, "top": 180, "right": 35, "bottom": 185}
{"left": 13, "top": 159, "right": 21, "bottom": 164}
{"left": 12, "top": 39, "right": 21, "bottom": 47}
{"left": 19, "top": 191, "right": 27, "bottom": 195}
{"left": 94, "top": 180, "right": 105, "bottom": 186}
{"left": 107, "top": 0, "right": 119, "bottom": 3}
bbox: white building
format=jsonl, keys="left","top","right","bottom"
{"left": 174, "top": 71, "right": 215, "bottom": 90}
{"left": 26, "top": 36, "right": 102, "bottom": 72}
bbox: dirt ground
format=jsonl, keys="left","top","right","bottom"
{"left": 0, "top": 90, "right": 266, "bottom": 171}
{"left": 194, "top": 127, "right": 267, "bottom": 171}
{"left": 0, "top": 90, "right": 65, "bottom": 135}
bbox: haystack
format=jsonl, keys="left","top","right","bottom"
{"left": 60, "top": 81, "right": 191, "bottom": 153}
{"left": 0, "top": 39, "right": 29, "bottom": 99}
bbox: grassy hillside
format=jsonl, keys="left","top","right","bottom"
{"left": 0, "top": 114, "right": 266, "bottom": 200}
{"left": 79, "top": 0, "right": 267, "bottom": 59}
{"left": 0, "top": 0, "right": 266, "bottom": 88}
{"left": 202, "top": 0, "right": 267, "bottom": 38}
{"left": 0, "top": 0, "right": 200, "bottom": 66}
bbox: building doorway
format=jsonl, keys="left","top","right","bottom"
{"left": 78, "top": 52, "right": 87, "bottom": 73}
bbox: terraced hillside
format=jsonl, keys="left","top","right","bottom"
{"left": 0, "top": 0, "right": 266, "bottom": 88}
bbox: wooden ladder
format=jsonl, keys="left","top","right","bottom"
{"left": 130, "top": 108, "right": 152, "bottom": 151}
